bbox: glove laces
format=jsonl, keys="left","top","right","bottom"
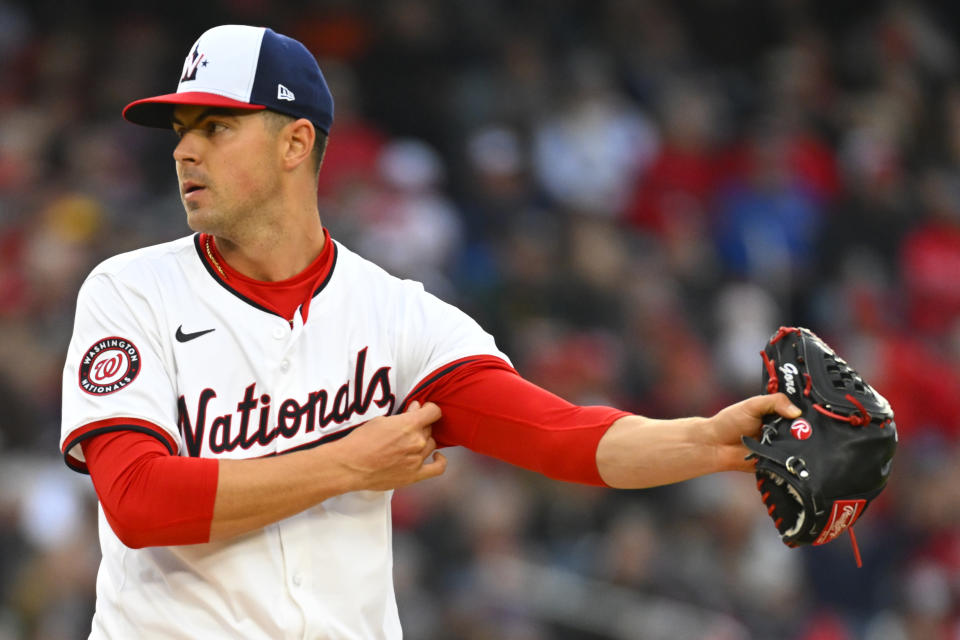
{"left": 849, "top": 527, "right": 862, "bottom": 568}
{"left": 813, "top": 394, "right": 871, "bottom": 426}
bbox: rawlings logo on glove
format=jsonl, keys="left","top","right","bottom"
{"left": 743, "top": 327, "right": 898, "bottom": 567}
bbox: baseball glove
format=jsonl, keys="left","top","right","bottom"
{"left": 742, "top": 327, "right": 897, "bottom": 566}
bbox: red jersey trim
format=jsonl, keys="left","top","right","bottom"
{"left": 62, "top": 417, "right": 178, "bottom": 474}
{"left": 398, "top": 354, "right": 513, "bottom": 412}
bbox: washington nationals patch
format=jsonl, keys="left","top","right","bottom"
{"left": 78, "top": 336, "right": 142, "bottom": 395}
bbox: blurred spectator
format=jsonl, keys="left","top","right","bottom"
{"left": 460, "top": 124, "right": 532, "bottom": 242}
{"left": 531, "top": 49, "right": 659, "bottom": 218}
{"left": 623, "top": 79, "right": 725, "bottom": 297}
{"left": 712, "top": 117, "right": 828, "bottom": 303}
{"left": 315, "top": 59, "right": 388, "bottom": 201}
{"left": 624, "top": 79, "right": 720, "bottom": 234}
{"left": 352, "top": 138, "right": 464, "bottom": 298}
{"left": 713, "top": 283, "right": 783, "bottom": 396}
{"left": 900, "top": 167, "right": 960, "bottom": 337}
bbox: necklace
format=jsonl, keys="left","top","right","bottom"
{"left": 204, "top": 236, "right": 227, "bottom": 279}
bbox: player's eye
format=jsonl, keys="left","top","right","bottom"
{"left": 205, "top": 121, "right": 227, "bottom": 134}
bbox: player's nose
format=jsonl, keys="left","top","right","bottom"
{"left": 173, "top": 133, "right": 201, "bottom": 165}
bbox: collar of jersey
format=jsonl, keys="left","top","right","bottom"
{"left": 193, "top": 229, "right": 337, "bottom": 322}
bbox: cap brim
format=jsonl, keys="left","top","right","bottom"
{"left": 122, "top": 92, "right": 266, "bottom": 128}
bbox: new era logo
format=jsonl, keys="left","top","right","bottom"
{"left": 277, "top": 84, "right": 295, "bottom": 101}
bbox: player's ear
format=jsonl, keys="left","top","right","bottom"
{"left": 281, "top": 118, "right": 316, "bottom": 172}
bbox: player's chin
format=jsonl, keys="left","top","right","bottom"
{"left": 184, "top": 207, "right": 221, "bottom": 234}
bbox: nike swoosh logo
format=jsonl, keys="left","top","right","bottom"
{"left": 176, "top": 325, "right": 216, "bottom": 343}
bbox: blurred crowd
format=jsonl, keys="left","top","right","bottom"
{"left": 2, "top": 1, "right": 960, "bottom": 638}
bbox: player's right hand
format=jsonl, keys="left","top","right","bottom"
{"left": 334, "top": 401, "right": 447, "bottom": 491}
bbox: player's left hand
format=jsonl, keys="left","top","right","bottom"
{"left": 706, "top": 392, "right": 801, "bottom": 472}
{"left": 334, "top": 400, "right": 448, "bottom": 492}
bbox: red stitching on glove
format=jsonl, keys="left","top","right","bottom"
{"left": 770, "top": 326, "right": 803, "bottom": 344}
{"left": 761, "top": 351, "right": 779, "bottom": 393}
{"left": 845, "top": 394, "right": 871, "bottom": 426}
{"left": 813, "top": 397, "right": 871, "bottom": 427}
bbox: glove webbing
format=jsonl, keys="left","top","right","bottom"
{"left": 755, "top": 466, "right": 864, "bottom": 567}
{"left": 761, "top": 348, "right": 874, "bottom": 427}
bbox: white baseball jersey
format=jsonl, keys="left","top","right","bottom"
{"left": 60, "top": 234, "right": 509, "bottom": 639}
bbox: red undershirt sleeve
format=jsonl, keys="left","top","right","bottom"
{"left": 81, "top": 430, "right": 219, "bottom": 549}
{"left": 80, "top": 357, "right": 625, "bottom": 547}
{"left": 403, "top": 356, "right": 631, "bottom": 486}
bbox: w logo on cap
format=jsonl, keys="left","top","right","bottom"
{"left": 277, "top": 84, "right": 295, "bottom": 101}
{"left": 181, "top": 44, "right": 207, "bottom": 83}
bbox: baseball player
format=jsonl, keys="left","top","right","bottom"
{"left": 60, "top": 25, "right": 801, "bottom": 639}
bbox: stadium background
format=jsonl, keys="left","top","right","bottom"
{"left": 1, "top": 1, "right": 959, "bottom": 638}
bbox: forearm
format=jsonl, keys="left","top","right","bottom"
{"left": 210, "top": 443, "right": 357, "bottom": 541}
{"left": 83, "top": 431, "right": 364, "bottom": 547}
{"left": 595, "top": 394, "right": 801, "bottom": 489}
{"left": 596, "top": 415, "right": 732, "bottom": 489}
{"left": 213, "top": 402, "right": 446, "bottom": 539}
{"left": 83, "top": 405, "right": 443, "bottom": 548}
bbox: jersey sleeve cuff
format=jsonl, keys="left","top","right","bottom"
{"left": 397, "top": 354, "right": 516, "bottom": 412}
{"left": 61, "top": 418, "right": 179, "bottom": 474}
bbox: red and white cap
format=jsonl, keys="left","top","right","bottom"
{"left": 123, "top": 25, "right": 334, "bottom": 134}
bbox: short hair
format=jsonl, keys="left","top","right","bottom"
{"left": 261, "top": 110, "right": 328, "bottom": 177}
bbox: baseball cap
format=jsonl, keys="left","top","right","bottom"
{"left": 123, "top": 25, "right": 334, "bottom": 134}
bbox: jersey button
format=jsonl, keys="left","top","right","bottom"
{"left": 272, "top": 327, "right": 285, "bottom": 339}
{"left": 280, "top": 360, "right": 290, "bottom": 372}
{"left": 292, "top": 573, "right": 302, "bottom": 587}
